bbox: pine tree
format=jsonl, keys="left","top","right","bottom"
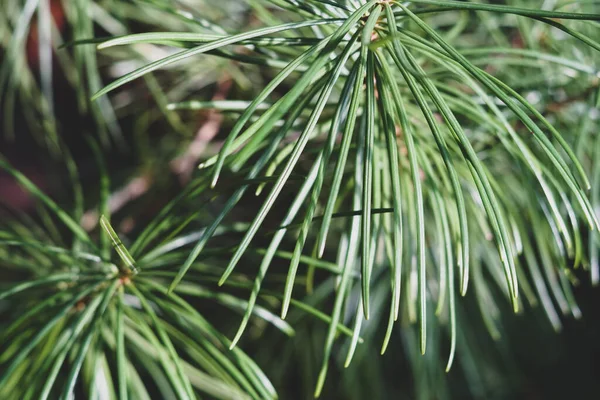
{"left": 1, "top": 1, "right": 599, "bottom": 398}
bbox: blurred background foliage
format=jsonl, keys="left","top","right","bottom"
{"left": 0, "top": 0, "right": 599, "bottom": 399}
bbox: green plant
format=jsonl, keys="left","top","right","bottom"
{"left": 1, "top": 1, "right": 599, "bottom": 399}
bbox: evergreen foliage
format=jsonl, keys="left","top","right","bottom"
{"left": 1, "top": 1, "right": 599, "bottom": 398}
